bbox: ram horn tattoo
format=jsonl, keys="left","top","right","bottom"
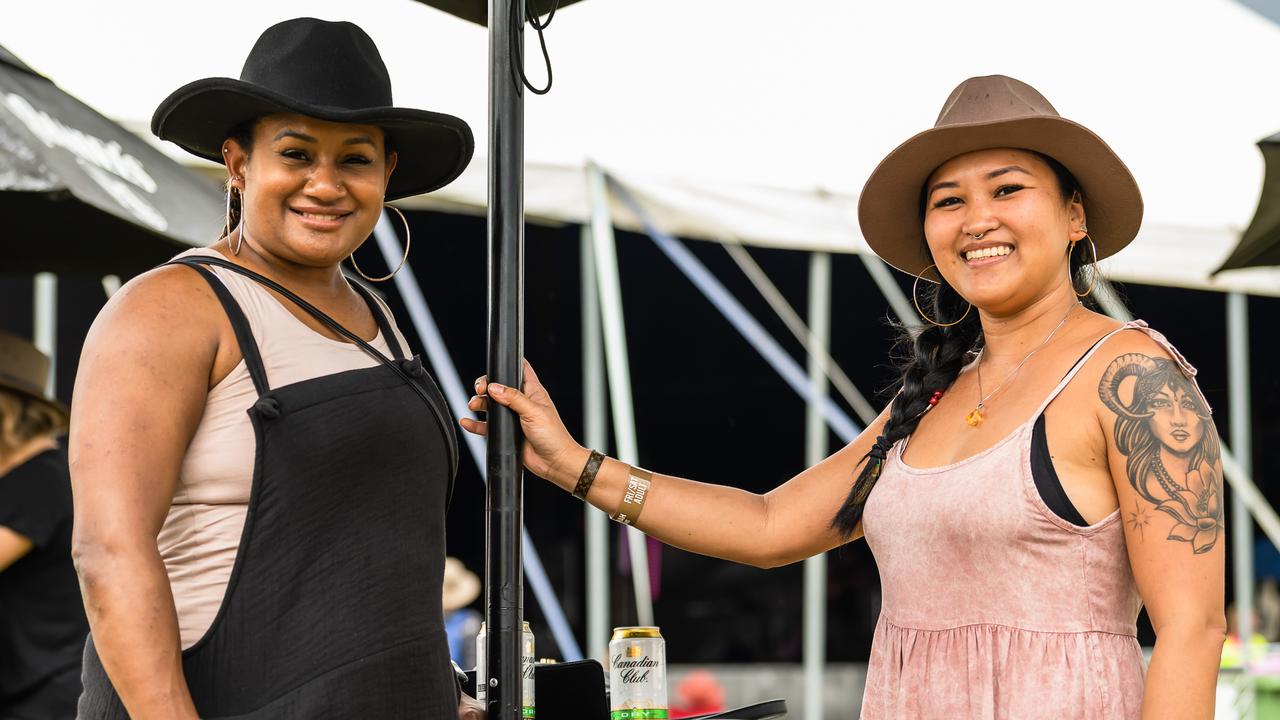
{"left": 1100, "top": 353, "right": 1222, "bottom": 554}
{"left": 1098, "top": 353, "right": 1158, "bottom": 420}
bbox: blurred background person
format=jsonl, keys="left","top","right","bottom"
{"left": 0, "top": 332, "right": 85, "bottom": 719}
{"left": 443, "top": 556, "right": 482, "bottom": 669}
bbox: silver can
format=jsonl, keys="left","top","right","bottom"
{"left": 609, "top": 626, "right": 667, "bottom": 719}
{"left": 475, "top": 620, "right": 535, "bottom": 718}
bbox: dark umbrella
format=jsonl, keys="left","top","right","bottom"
{"left": 0, "top": 45, "right": 222, "bottom": 277}
{"left": 408, "top": 2, "right": 586, "bottom": 718}
{"left": 1216, "top": 131, "right": 1280, "bottom": 272}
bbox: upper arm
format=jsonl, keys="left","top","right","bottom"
{"left": 69, "top": 266, "right": 225, "bottom": 555}
{"left": 1094, "top": 333, "right": 1225, "bottom": 633}
{"left": 0, "top": 525, "right": 34, "bottom": 571}
{"left": 759, "top": 400, "right": 895, "bottom": 565}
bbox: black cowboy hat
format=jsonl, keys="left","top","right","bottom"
{"left": 151, "top": 17, "right": 474, "bottom": 200}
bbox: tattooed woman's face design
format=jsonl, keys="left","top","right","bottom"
{"left": 1144, "top": 383, "right": 1205, "bottom": 456}
{"left": 1101, "top": 352, "right": 1221, "bottom": 554}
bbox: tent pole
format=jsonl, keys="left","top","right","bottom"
{"left": 371, "top": 214, "right": 583, "bottom": 662}
{"left": 802, "top": 252, "right": 831, "bottom": 720}
{"left": 33, "top": 273, "right": 57, "bottom": 396}
{"left": 586, "top": 162, "right": 654, "bottom": 627}
{"left": 724, "top": 242, "right": 875, "bottom": 423}
{"left": 486, "top": 0, "right": 526, "bottom": 715}
{"left": 857, "top": 255, "right": 918, "bottom": 331}
{"left": 1228, "top": 292, "right": 1254, "bottom": 660}
{"left": 581, "top": 223, "right": 611, "bottom": 659}
{"left": 607, "top": 174, "right": 860, "bottom": 442}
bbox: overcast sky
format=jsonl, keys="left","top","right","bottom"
{"left": 5, "top": 0, "right": 1280, "bottom": 231}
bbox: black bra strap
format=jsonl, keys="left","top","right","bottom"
{"left": 171, "top": 259, "right": 271, "bottom": 397}
{"left": 350, "top": 282, "right": 406, "bottom": 361}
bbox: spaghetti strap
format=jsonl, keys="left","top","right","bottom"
{"left": 351, "top": 282, "right": 406, "bottom": 361}
{"left": 170, "top": 259, "right": 272, "bottom": 397}
{"left": 1030, "top": 319, "right": 1205, "bottom": 417}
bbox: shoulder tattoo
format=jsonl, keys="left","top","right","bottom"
{"left": 1098, "top": 353, "right": 1222, "bottom": 554}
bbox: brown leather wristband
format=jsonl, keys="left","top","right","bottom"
{"left": 609, "top": 465, "right": 653, "bottom": 526}
{"left": 572, "top": 449, "right": 606, "bottom": 501}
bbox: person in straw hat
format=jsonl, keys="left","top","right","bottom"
{"left": 0, "top": 332, "right": 87, "bottom": 719}
{"left": 463, "top": 75, "right": 1224, "bottom": 717}
{"left": 69, "top": 18, "right": 482, "bottom": 720}
{"left": 442, "top": 556, "right": 483, "bottom": 668}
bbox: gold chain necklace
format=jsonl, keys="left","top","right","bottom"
{"left": 965, "top": 301, "right": 1081, "bottom": 428}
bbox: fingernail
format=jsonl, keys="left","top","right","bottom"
{"left": 490, "top": 384, "right": 505, "bottom": 395}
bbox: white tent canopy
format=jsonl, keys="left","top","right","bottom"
{"left": 8, "top": 0, "right": 1280, "bottom": 293}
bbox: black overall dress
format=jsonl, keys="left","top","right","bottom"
{"left": 78, "top": 256, "right": 460, "bottom": 719}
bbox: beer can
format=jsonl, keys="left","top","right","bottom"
{"left": 475, "top": 620, "right": 536, "bottom": 718}
{"left": 609, "top": 626, "right": 667, "bottom": 720}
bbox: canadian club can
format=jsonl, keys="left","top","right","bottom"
{"left": 475, "top": 621, "right": 536, "bottom": 718}
{"left": 609, "top": 626, "right": 667, "bottom": 720}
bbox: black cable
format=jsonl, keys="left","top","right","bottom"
{"left": 509, "top": 0, "right": 558, "bottom": 95}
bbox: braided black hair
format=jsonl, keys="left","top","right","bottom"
{"left": 831, "top": 152, "right": 1099, "bottom": 537}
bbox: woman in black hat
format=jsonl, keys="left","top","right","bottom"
{"left": 465, "top": 76, "right": 1224, "bottom": 717}
{"left": 0, "top": 332, "right": 87, "bottom": 720}
{"left": 70, "top": 18, "right": 481, "bottom": 720}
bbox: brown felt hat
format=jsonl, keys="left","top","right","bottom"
{"left": 0, "top": 331, "right": 67, "bottom": 420}
{"left": 858, "top": 75, "right": 1143, "bottom": 281}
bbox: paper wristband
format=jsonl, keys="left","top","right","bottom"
{"left": 609, "top": 466, "right": 653, "bottom": 526}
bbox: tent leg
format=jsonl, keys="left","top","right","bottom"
{"left": 34, "top": 273, "right": 57, "bottom": 397}
{"left": 858, "top": 255, "right": 918, "bottom": 331}
{"left": 371, "top": 213, "right": 583, "bottom": 662}
{"left": 486, "top": 0, "right": 526, "bottom": 712}
{"left": 581, "top": 224, "right": 611, "bottom": 658}
{"left": 606, "top": 174, "right": 860, "bottom": 442}
{"left": 586, "top": 162, "right": 654, "bottom": 627}
{"left": 802, "top": 252, "right": 831, "bottom": 720}
{"left": 1229, "top": 292, "right": 1254, "bottom": 659}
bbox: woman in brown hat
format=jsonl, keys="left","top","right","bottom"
{"left": 0, "top": 332, "right": 87, "bottom": 719}
{"left": 465, "top": 76, "right": 1224, "bottom": 717}
{"left": 69, "top": 17, "right": 482, "bottom": 720}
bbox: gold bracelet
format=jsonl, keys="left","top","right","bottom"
{"left": 609, "top": 465, "right": 653, "bottom": 526}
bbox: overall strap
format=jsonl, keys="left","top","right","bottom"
{"left": 1032, "top": 320, "right": 1143, "bottom": 417}
{"left": 169, "top": 258, "right": 271, "bottom": 397}
{"left": 171, "top": 255, "right": 459, "bottom": 489}
{"left": 350, "top": 281, "right": 406, "bottom": 361}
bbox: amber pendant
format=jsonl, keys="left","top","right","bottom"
{"left": 965, "top": 408, "right": 984, "bottom": 427}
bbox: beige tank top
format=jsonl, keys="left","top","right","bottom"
{"left": 158, "top": 248, "right": 411, "bottom": 648}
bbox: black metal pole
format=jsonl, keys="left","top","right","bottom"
{"left": 485, "top": 0, "right": 525, "bottom": 719}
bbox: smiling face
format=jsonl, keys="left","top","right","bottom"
{"left": 1145, "top": 382, "right": 1206, "bottom": 456}
{"left": 921, "top": 148, "right": 1086, "bottom": 314}
{"left": 224, "top": 113, "right": 397, "bottom": 268}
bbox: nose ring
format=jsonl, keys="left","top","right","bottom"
{"left": 970, "top": 232, "right": 985, "bottom": 240}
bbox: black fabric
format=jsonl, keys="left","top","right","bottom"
{"left": 1031, "top": 414, "right": 1089, "bottom": 527}
{"left": 150, "top": 17, "right": 474, "bottom": 201}
{"left": 0, "top": 445, "right": 87, "bottom": 716}
{"left": 78, "top": 258, "right": 459, "bottom": 719}
{"left": 1029, "top": 337, "right": 1112, "bottom": 528}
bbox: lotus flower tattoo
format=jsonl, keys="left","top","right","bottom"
{"left": 1100, "top": 353, "right": 1221, "bottom": 554}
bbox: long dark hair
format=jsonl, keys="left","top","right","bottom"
{"left": 831, "top": 152, "right": 1099, "bottom": 536}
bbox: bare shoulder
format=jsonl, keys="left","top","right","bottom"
{"left": 88, "top": 262, "right": 225, "bottom": 350}
{"left": 78, "top": 261, "right": 234, "bottom": 394}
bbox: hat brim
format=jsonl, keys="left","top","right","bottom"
{"left": 858, "top": 115, "right": 1143, "bottom": 281}
{"left": 151, "top": 78, "right": 475, "bottom": 200}
{"left": 0, "top": 373, "right": 69, "bottom": 424}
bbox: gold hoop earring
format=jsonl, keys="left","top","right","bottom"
{"left": 350, "top": 204, "right": 411, "bottom": 282}
{"left": 1070, "top": 233, "right": 1099, "bottom": 297}
{"left": 912, "top": 265, "right": 972, "bottom": 327}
